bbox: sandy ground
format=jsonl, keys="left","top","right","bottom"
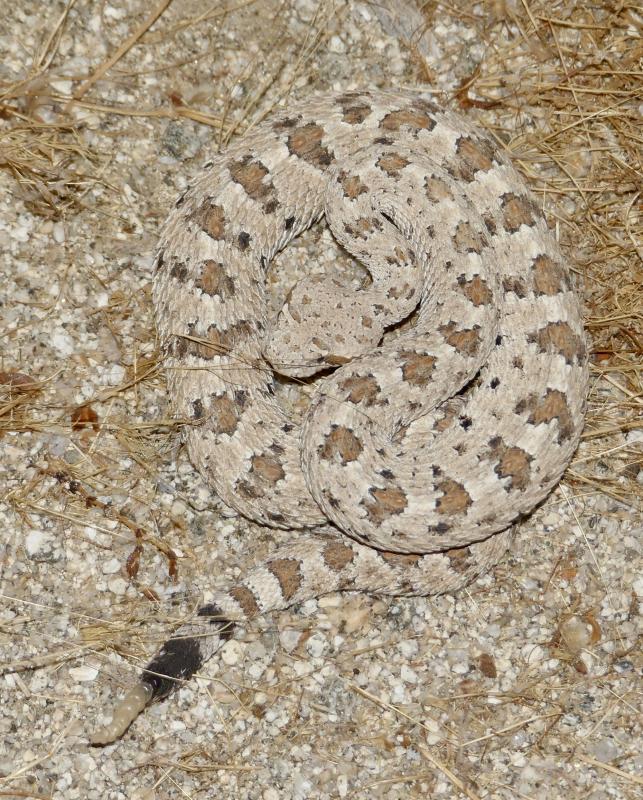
{"left": 1, "top": 2, "right": 641, "bottom": 799}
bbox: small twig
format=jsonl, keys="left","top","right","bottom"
{"left": 578, "top": 754, "right": 643, "bottom": 786}
{"left": 0, "top": 644, "right": 107, "bottom": 676}
{"left": 70, "top": 0, "right": 174, "bottom": 102}
{"left": 349, "top": 683, "right": 481, "bottom": 800}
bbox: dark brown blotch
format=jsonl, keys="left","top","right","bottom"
{"left": 502, "top": 276, "right": 528, "bottom": 298}
{"left": 444, "top": 545, "right": 475, "bottom": 573}
{"left": 458, "top": 274, "right": 493, "bottom": 306}
{"left": 376, "top": 152, "right": 410, "bottom": 177}
{"left": 432, "top": 400, "right": 462, "bottom": 433}
{"left": 340, "top": 375, "right": 381, "bottom": 406}
{"left": 337, "top": 95, "right": 372, "bottom": 125}
{"left": 337, "top": 170, "right": 368, "bottom": 199}
{"left": 236, "top": 479, "right": 264, "bottom": 499}
{"left": 229, "top": 585, "right": 260, "bottom": 618}
{"left": 191, "top": 200, "right": 226, "bottom": 240}
{"left": 273, "top": 115, "right": 301, "bottom": 132}
{"left": 516, "top": 388, "right": 575, "bottom": 444}
{"left": 482, "top": 213, "right": 497, "bottom": 235}
{"left": 185, "top": 320, "right": 254, "bottom": 359}
{"left": 363, "top": 486, "right": 408, "bottom": 524}
{"left": 453, "top": 220, "right": 487, "bottom": 254}
{"left": 250, "top": 454, "right": 285, "bottom": 485}
{"left": 196, "top": 259, "right": 235, "bottom": 299}
{"left": 400, "top": 351, "right": 437, "bottom": 386}
{"left": 322, "top": 540, "right": 355, "bottom": 572}
{"left": 501, "top": 192, "right": 538, "bottom": 233}
{"left": 452, "top": 135, "right": 495, "bottom": 182}
{"left": 210, "top": 394, "right": 242, "bottom": 436}
{"left": 528, "top": 321, "right": 586, "bottom": 364}
{"left": 176, "top": 319, "right": 253, "bottom": 360}
{"left": 319, "top": 425, "right": 364, "bottom": 465}
{"left": 229, "top": 155, "right": 273, "bottom": 204}
{"left": 268, "top": 558, "right": 302, "bottom": 601}
{"left": 425, "top": 175, "right": 454, "bottom": 203}
{"left": 380, "top": 108, "right": 437, "bottom": 134}
{"left": 381, "top": 551, "right": 423, "bottom": 567}
{"left": 287, "top": 123, "right": 333, "bottom": 167}
{"left": 439, "top": 322, "right": 482, "bottom": 357}
{"left": 435, "top": 479, "right": 472, "bottom": 515}
{"left": 488, "top": 437, "right": 532, "bottom": 491}
{"left": 532, "top": 254, "right": 572, "bottom": 296}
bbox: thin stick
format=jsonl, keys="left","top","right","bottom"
{"left": 578, "top": 754, "right": 643, "bottom": 786}
{"left": 349, "top": 683, "right": 481, "bottom": 800}
{"left": 71, "top": 0, "right": 174, "bottom": 101}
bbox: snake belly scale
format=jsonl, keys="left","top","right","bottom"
{"left": 90, "top": 90, "right": 587, "bottom": 744}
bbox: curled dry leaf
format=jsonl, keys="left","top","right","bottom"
{"left": 477, "top": 652, "right": 498, "bottom": 678}
{"left": 126, "top": 544, "right": 142, "bottom": 579}
{"left": 71, "top": 403, "right": 100, "bottom": 432}
{"left": 0, "top": 371, "right": 38, "bottom": 391}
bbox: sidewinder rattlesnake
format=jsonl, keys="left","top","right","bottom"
{"left": 91, "top": 90, "right": 588, "bottom": 744}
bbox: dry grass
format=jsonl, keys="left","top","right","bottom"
{"left": 0, "top": 0, "right": 641, "bottom": 797}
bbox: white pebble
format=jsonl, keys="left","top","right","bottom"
{"left": 52, "top": 222, "right": 65, "bottom": 243}
{"left": 51, "top": 332, "right": 75, "bottom": 357}
{"left": 328, "top": 35, "right": 346, "bottom": 53}
{"left": 280, "top": 628, "right": 302, "bottom": 653}
{"left": 522, "top": 644, "right": 545, "bottom": 664}
{"left": 101, "top": 557, "right": 121, "bottom": 574}
{"left": 11, "top": 224, "right": 30, "bottom": 242}
{"left": 104, "top": 364, "right": 125, "bottom": 385}
{"left": 221, "top": 640, "right": 244, "bottom": 666}
{"left": 306, "top": 633, "right": 327, "bottom": 658}
{"left": 108, "top": 577, "right": 128, "bottom": 595}
{"left": 398, "top": 639, "right": 419, "bottom": 658}
{"left": 24, "top": 529, "right": 51, "bottom": 556}
{"left": 69, "top": 665, "right": 99, "bottom": 682}
{"left": 401, "top": 665, "right": 418, "bottom": 684}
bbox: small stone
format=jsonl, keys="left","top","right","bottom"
{"left": 398, "top": 639, "right": 419, "bottom": 659}
{"left": 280, "top": 628, "right": 302, "bottom": 653}
{"left": 328, "top": 35, "right": 346, "bottom": 54}
{"left": 25, "top": 529, "right": 52, "bottom": 557}
{"left": 522, "top": 644, "right": 545, "bottom": 664}
{"left": 107, "top": 577, "right": 128, "bottom": 595}
{"left": 69, "top": 665, "right": 98, "bottom": 682}
{"left": 103, "top": 364, "right": 125, "bottom": 385}
{"left": 306, "top": 633, "right": 328, "bottom": 658}
{"left": 401, "top": 665, "right": 418, "bottom": 684}
{"left": 161, "top": 122, "right": 203, "bottom": 160}
{"left": 51, "top": 332, "right": 75, "bottom": 357}
{"left": 52, "top": 222, "right": 65, "bottom": 243}
{"left": 101, "top": 557, "right": 121, "bottom": 574}
{"left": 221, "top": 640, "right": 244, "bottom": 666}
{"left": 589, "top": 737, "right": 621, "bottom": 762}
